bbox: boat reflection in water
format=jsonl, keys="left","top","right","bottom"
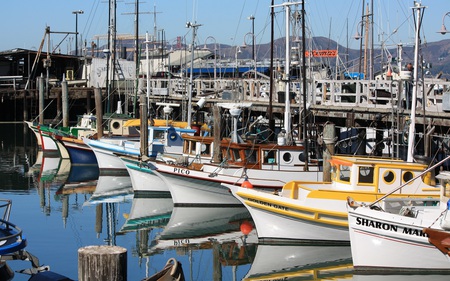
{"left": 149, "top": 206, "right": 257, "bottom": 280}
{"left": 244, "top": 244, "right": 353, "bottom": 280}
{"left": 118, "top": 192, "right": 173, "bottom": 234}
{"left": 84, "top": 174, "right": 133, "bottom": 206}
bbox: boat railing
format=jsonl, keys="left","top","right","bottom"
{"left": 0, "top": 199, "right": 12, "bottom": 224}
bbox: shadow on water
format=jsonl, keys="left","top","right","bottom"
{"left": 0, "top": 123, "right": 449, "bottom": 280}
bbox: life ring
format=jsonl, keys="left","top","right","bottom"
{"left": 169, "top": 132, "right": 178, "bottom": 141}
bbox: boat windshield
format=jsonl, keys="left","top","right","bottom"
{"left": 358, "top": 166, "right": 374, "bottom": 184}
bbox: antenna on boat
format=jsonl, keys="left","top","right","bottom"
{"left": 406, "top": 2, "right": 425, "bottom": 162}
{"left": 217, "top": 102, "right": 252, "bottom": 143}
{"left": 156, "top": 103, "right": 180, "bottom": 126}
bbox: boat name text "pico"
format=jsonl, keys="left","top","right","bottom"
{"left": 356, "top": 217, "right": 428, "bottom": 237}
{"left": 173, "top": 168, "right": 190, "bottom": 175}
{"left": 173, "top": 239, "right": 190, "bottom": 246}
{"left": 247, "top": 198, "right": 288, "bottom": 211}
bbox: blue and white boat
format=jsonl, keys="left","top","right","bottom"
{"left": 0, "top": 199, "right": 51, "bottom": 279}
{"left": 84, "top": 126, "right": 196, "bottom": 175}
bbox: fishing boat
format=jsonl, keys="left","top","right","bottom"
{"left": 54, "top": 135, "right": 98, "bottom": 166}
{"left": 24, "top": 114, "right": 97, "bottom": 156}
{"left": 127, "top": 101, "right": 322, "bottom": 206}
{"left": 225, "top": 154, "right": 441, "bottom": 244}
{"left": 84, "top": 125, "right": 196, "bottom": 175}
{"left": 347, "top": 160, "right": 450, "bottom": 272}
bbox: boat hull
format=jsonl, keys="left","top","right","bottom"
{"left": 84, "top": 138, "right": 136, "bottom": 173}
{"left": 60, "top": 138, "right": 97, "bottom": 165}
{"left": 227, "top": 184, "right": 350, "bottom": 243}
{"left": 119, "top": 156, "right": 170, "bottom": 193}
{"left": 348, "top": 206, "right": 450, "bottom": 272}
{"left": 153, "top": 160, "right": 322, "bottom": 206}
{"left": 156, "top": 162, "right": 241, "bottom": 206}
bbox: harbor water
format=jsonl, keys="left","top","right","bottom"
{"left": 1, "top": 122, "right": 449, "bottom": 281}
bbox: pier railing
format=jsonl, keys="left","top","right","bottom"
{"left": 143, "top": 76, "right": 450, "bottom": 113}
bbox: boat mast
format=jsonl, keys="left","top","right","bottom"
{"left": 283, "top": 3, "right": 292, "bottom": 141}
{"left": 407, "top": 2, "right": 425, "bottom": 162}
{"left": 186, "top": 22, "right": 201, "bottom": 129}
{"left": 273, "top": 1, "right": 302, "bottom": 144}
{"left": 268, "top": 0, "right": 275, "bottom": 140}
{"left": 301, "top": 0, "right": 309, "bottom": 169}
{"left": 105, "top": 0, "right": 117, "bottom": 114}
{"left": 133, "top": 0, "right": 140, "bottom": 117}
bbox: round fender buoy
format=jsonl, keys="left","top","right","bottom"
{"left": 241, "top": 178, "right": 253, "bottom": 189}
{"left": 240, "top": 220, "right": 253, "bottom": 235}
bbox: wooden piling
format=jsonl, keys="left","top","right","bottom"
{"left": 213, "top": 105, "right": 221, "bottom": 163}
{"left": 62, "top": 78, "right": 69, "bottom": 127}
{"left": 94, "top": 87, "right": 103, "bottom": 138}
{"left": 38, "top": 74, "right": 44, "bottom": 124}
{"left": 323, "top": 123, "right": 335, "bottom": 182}
{"left": 78, "top": 245, "right": 127, "bottom": 281}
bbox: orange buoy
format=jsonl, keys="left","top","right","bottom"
{"left": 241, "top": 178, "right": 253, "bottom": 189}
{"left": 240, "top": 220, "right": 253, "bottom": 235}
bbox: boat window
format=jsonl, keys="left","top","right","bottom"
{"left": 201, "top": 143, "right": 211, "bottom": 156}
{"left": 154, "top": 130, "right": 165, "bottom": 140}
{"left": 263, "top": 150, "right": 277, "bottom": 164}
{"left": 245, "top": 149, "right": 257, "bottom": 164}
{"left": 339, "top": 165, "right": 350, "bottom": 182}
{"left": 331, "top": 165, "right": 337, "bottom": 180}
{"left": 232, "top": 149, "right": 241, "bottom": 162}
{"left": 383, "top": 170, "right": 395, "bottom": 184}
{"left": 402, "top": 171, "right": 414, "bottom": 184}
{"left": 358, "top": 166, "right": 374, "bottom": 184}
{"left": 282, "top": 152, "right": 292, "bottom": 163}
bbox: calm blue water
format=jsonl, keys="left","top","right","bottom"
{"left": 0, "top": 122, "right": 449, "bottom": 281}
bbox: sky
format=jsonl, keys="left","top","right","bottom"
{"left": 1, "top": 0, "right": 449, "bottom": 55}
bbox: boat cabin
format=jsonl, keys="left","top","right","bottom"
{"left": 329, "top": 155, "right": 438, "bottom": 194}
{"left": 220, "top": 139, "right": 318, "bottom": 171}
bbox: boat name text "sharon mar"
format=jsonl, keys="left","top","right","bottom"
{"left": 173, "top": 168, "right": 190, "bottom": 175}
{"left": 356, "top": 217, "right": 427, "bottom": 237}
{"left": 247, "top": 198, "right": 288, "bottom": 211}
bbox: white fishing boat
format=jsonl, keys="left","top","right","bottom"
{"left": 225, "top": 154, "right": 441, "bottom": 244}
{"left": 84, "top": 126, "right": 195, "bottom": 175}
{"left": 131, "top": 107, "right": 321, "bottom": 205}
{"left": 347, "top": 164, "right": 450, "bottom": 272}
{"left": 119, "top": 155, "right": 172, "bottom": 194}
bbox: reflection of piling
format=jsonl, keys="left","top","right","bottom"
{"left": 138, "top": 229, "right": 149, "bottom": 256}
{"left": 62, "top": 195, "right": 68, "bottom": 228}
{"left": 212, "top": 242, "right": 222, "bottom": 281}
{"left": 323, "top": 123, "right": 336, "bottom": 182}
{"left": 95, "top": 204, "right": 103, "bottom": 238}
{"left": 78, "top": 245, "right": 127, "bottom": 281}
{"left": 39, "top": 180, "right": 45, "bottom": 208}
